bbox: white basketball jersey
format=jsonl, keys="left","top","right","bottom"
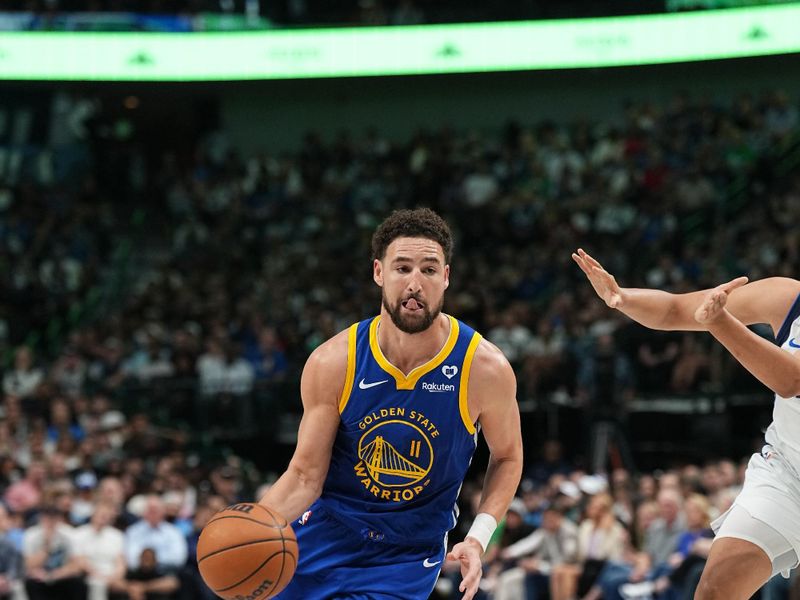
{"left": 766, "top": 303, "right": 800, "bottom": 475}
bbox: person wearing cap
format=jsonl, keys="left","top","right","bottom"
{"left": 70, "top": 471, "right": 98, "bottom": 525}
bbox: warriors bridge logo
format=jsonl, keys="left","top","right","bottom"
{"left": 354, "top": 410, "right": 438, "bottom": 503}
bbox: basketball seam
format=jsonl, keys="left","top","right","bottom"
{"left": 214, "top": 550, "right": 284, "bottom": 593}
{"left": 205, "top": 515, "right": 287, "bottom": 529}
{"left": 267, "top": 506, "right": 286, "bottom": 598}
{"left": 198, "top": 538, "right": 288, "bottom": 563}
{"left": 256, "top": 503, "right": 288, "bottom": 528}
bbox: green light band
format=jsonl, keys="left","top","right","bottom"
{"left": 1, "top": 4, "right": 799, "bottom": 81}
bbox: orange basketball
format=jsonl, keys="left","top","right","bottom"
{"left": 197, "top": 503, "right": 298, "bottom": 600}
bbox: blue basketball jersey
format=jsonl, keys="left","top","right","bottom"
{"left": 317, "top": 314, "right": 482, "bottom": 546}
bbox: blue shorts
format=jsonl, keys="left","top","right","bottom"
{"left": 275, "top": 504, "right": 447, "bottom": 600}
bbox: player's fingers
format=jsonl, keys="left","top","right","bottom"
{"left": 583, "top": 252, "right": 605, "bottom": 271}
{"left": 571, "top": 253, "right": 591, "bottom": 274}
{"left": 720, "top": 276, "right": 748, "bottom": 293}
{"left": 459, "top": 561, "right": 482, "bottom": 599}
{"left": 580, "top": 250, "right": 603, "bottom": 270}
{"left": 446, "top": 551, "right": 457, "bottom": 562}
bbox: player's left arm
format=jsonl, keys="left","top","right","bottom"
{"left": 469, "top": 340, "right": 523, "bottom": 522}
{"left": 447, "top": 339, "right": 523, "bottom": 600}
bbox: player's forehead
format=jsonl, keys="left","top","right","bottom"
{"left": 384, "top": 236, "right": 445, "bottom": 263}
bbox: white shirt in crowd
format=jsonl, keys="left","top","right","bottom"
{"left": 124, "top": 520, "right": 188, "bottom": 570}
{"left": 73, "top": 523, "right": 125, "bottom": 578}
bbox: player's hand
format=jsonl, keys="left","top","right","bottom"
{"left": 694, "top": 277, "right": 748, "bottom": 325}
{"left": 446, "top": 538, "right": 483, "bottom": 600}
{"left": 572, "top": 248, "right": 624, "bottom": 309}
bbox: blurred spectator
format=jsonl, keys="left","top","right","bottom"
{"left": 4, "top": 460, "right": 46, "bottom": 516}
{"left": 94, "top": 477, "right": 138, "bottom": 531}
{"left": 49, "top": 347, "right": 87, "bottom": 399}
{"left": 46, "top": 397, "right": 85, "bottom": 445}
{"left": 488, "top": 310, "right": 533, "bottom": 366}
{"left": 3, "top": 347, "right": 43, "bottom": 400}
{"left": 23, "top": 505, "right": 86, "bottom": 600}
{"left": 208, "top": 466, "right": 243, "bottom": 505}
{"left": 74, "top": 501, "right": 126, "bottom": 600}
{"left": 597, "top": 488, "right": 686, "bottom": 600}
{"left": 483, "top": 498, "right": 536, "bottom": 591}
{"left": 0, "top": 503, "right": 22, "bottom": 600}
{"left": 245, "top": 327, "right": 288, "bottom": 382}
{"left": 110, "top": 548, "right": 179, "bottom": 600}
{"left": 197, "top": 339, "right": 254, "bottom": 397}
{"left": 124, "top": 496, "right": 188, "bottom": 572}
{"left": 497, "top": 505, "right": 580, "bottom": 600}
{"left": 550, "top": 492, "right": 626, "bottom": 600}
{"left": 620, "top": 493, "right": 713, "bottom": 599}
{"left": 70, "top": 471, "right": 98, "bottom": 524}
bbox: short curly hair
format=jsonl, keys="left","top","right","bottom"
{"left": 372, "top": 208, "right": 453, "bottom": 263}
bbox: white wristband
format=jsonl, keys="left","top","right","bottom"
{"left": 466, "top": 512, "right": 497, "bottom": 552}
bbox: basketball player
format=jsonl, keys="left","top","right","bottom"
{"left": 260, "top": 208, "right": 523, "bottom": 599}
{"left": 573, "top": 248, "right": 800, "bottom": 600}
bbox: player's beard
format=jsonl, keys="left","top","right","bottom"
{"left": 382, "top": 291, "right": 443, "bottom": 334}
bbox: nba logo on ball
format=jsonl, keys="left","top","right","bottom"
{"left": 197, "top": 503, "right": 298, "bottom": 599}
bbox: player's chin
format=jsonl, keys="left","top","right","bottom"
{"left": 396, "top": 314, "right": 431, "bottom": 333}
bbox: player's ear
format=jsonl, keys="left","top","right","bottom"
{"left": 444, "top": 264, "right": 450, "bottom": 289}
{"left": 373, "top": 258, "right": 384, "bottom": 287}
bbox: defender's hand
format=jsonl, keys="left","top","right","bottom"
{"left": 447, "top": 538, "right": 483, "bottom": 600}
{"left": 694, "top": 277, "right": 748, "bottom": 325}
{"left": 572, "top": 248, "right": 623, "bottom": 309}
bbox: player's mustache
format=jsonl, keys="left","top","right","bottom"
{"left": 402, "top": 293, "right": 425, "bottom": 305}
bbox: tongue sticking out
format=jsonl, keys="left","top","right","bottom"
{"left": 404, "top": 298, "right": 422, "bottom": 310}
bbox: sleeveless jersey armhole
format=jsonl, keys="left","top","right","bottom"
{"left": 458, "top": 333, "right": 482, "bottom": 435}
{"left": 338, "top": 323, "right": 359, "bottom": 414}
{"left": 776, "top": 292, "right": 800, "bottom": 347}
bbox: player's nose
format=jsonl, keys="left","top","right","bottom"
{"left": 406, "top": 269, "right": 423, "bottom": 292}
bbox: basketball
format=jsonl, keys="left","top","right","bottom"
{"left": 197, "top": 503, "right": 298, "bottom": 600}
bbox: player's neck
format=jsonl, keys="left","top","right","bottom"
{"left": 377, "top": 312, "right": 450, "bottom": 376}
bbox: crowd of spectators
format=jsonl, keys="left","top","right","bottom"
{"left": 436, "top": 445, "right": 798, "bottom": 600}
{"left": 1, "top": 87, "right": 799, "bottom": 598}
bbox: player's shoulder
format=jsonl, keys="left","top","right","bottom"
{"left": 304, "top": 324, "right": 355, "bottom": 378}
{"left": 469, "top": 337, "right": 516, "bottom": 386}
{"left": 729, "top": 276, "right": 800, "bottom": 326}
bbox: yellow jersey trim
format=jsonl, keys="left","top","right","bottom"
{"left": 369, "top": 314, "right": 460, "bottom": 390}
{"left": 338, "top": 323, "right": 359, "bottom": 414}
{"left": 458, "top": 332, "right": 481, "bottom": 434}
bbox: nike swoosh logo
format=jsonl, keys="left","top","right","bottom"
{"left": 359, "top": 378, "right": 389, "bottom": 390}
{"left": 423, "top": 558, "right": 441, "bottom": 568}
{"left": 789, "top": 338, "right": 800, "bottom": 349}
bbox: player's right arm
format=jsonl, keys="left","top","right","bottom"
{"left": 572, "top": 248, "right": 800, "bottom": 334}
{"left": 258, "top": 330, "right": 348, "bottom": 522}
